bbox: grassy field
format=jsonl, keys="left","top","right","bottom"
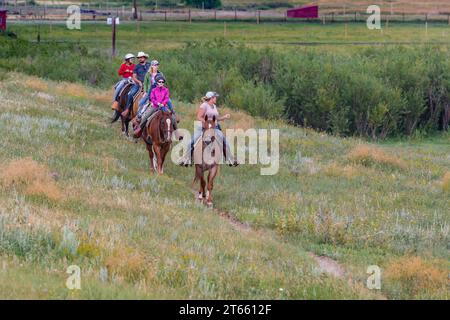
{"left": 9, "top": 21, "right": 450, "bottom": 49}
{"left": 0, "top": 72, "right": 448, "bottom": 299}
{"left": 1, "top": 19, "right": 449, "bottom": 299}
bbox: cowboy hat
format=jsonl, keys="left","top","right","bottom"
{"left": 136, "top": 51, "right": 149, "bottom": 58}
{"left": 124, "top": 53, "right": 135, "bottom": 60}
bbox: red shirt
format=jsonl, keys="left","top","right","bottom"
{"left": 118, "top": 63, "right": 135, "bottom": 78}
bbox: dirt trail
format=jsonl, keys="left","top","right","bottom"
{"left": 213, "top": 207, "right": 346, "bottom": 278}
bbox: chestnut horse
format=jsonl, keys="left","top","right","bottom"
{"left": 193, "top": 115, "right": 220, "bottom": 207}
{"left": 141, "top": 108, "right": 173, "bottom": 174}
{"left": 111, "top": 83, "right": 143, "bottom": 137}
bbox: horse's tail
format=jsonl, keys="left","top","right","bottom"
{"left": 111, "top": 110, "right": 121, "bottom": 123}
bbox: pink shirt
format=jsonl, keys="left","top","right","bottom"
{"left": 200, "top": 102, "right": 219, "bottom": 119}
{"left": 150, "top": 86, "right": 170, "bottom": 108}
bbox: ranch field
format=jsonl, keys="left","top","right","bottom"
{"left": 9, "top": 20, "right": 450, "bottom": 49}
{"left": 0, "top": 20, "right": 449, "bottom": 299}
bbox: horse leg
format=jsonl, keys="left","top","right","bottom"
{"left": 160, "top": 145, "right": 169, "bottom": 175}
{"left": 200, "top": 174, "right": 206, "bottom": 202}
{"left": 153, "top": 144, "right": 163, "bottom": 174}
{"left": 125, "top": 119, "right": 130, "bottom": 137}
{"left": 146, "top": 142, "right": 155, "bottom": 173}
{"left": 121, "top": 117, "right": 126, "bottom": 135}
{"left": 206, "top": 165, "right": 218, "bottom": 207}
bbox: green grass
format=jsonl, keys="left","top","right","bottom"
{"left": 0, "top": 72, "right": 448, "bottom": 299}
{"left": 9, "top": 21, "right": 450, "bottom": 51}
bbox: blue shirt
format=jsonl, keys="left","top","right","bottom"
{"left": 134, "top": 62, "right": 150, "bottom": 83}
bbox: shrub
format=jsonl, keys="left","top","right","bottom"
{"left": 0, "top": 158, "right": 62, "bottom": 201}
{"left": 1, "top": 35, "right": 449, "bottom": 138}
{"left": 226, "top": 81, "right": 284, "bottom": 119}
{"left": 384, "top": 256, "right": 448, "bottom": 299}
{"left": 347, "top": 145, "right": 406, "bottom": 170}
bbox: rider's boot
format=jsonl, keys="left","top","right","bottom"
{"left": 133, "top": 126, "right": 142, "bottom": 139}
{"left": 111, "top": 101, "right": 119, "bottom": 111}
{"left": 223, "top": 144, "right": 238, "bottom": 167}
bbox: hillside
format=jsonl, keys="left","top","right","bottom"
{"left": 0, "top": 72, "right": 448, "bottom": 299}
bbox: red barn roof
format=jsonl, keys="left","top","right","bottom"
{"left": 287, "top": 5, "right": 319, "bottom": 19}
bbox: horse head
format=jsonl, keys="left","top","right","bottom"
{"left": 158, "top": 110, "right": 173, "bottom": 143}
{"left": 202, "top": 115, "right": 217, "bottom": 146}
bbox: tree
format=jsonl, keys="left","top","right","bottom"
{"left": 133, "top": 0, "right": 138, "bottom": 20}
{"left": 185, "top": 0, "right": 222, "bottom": 9}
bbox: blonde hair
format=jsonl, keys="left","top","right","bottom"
{"left": 149, "top": 65, "right": 158, "bottom": 74}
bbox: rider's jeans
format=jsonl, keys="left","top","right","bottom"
{"left": 113, "top": 79, "right": 128, "bottom": 102}
{"left": 125, "top": 84, "right": 141, "bottom": 111}
{"left": 138, "top": 98, "right": 173, "bottom": 118}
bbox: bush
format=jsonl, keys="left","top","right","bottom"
{"left": 1, "top": 34, "right": 449, "bottom": 138}
{"left": 226, "top": 81, "right": 284, "bottom": 119}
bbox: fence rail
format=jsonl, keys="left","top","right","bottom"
{"left": 2, "top": 5, "right": 450, "bottom": 24}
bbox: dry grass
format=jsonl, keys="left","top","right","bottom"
{"left": 323, "top": 162, "right": 362, "bottom": 179}
{"left": 441, "top": 171, "right": 450, "bottom": 193}
{"left": 25, "top": 78, "right": 49, "bottom": 92}
{"left": 0, "top": 157, "right": 62, "bottom": 201}
{"left": 347, "top": 145, "right": 406, "bottom": 170}
{"left": 222, "top": 107, "right": 256, "bottom": 131}
{"left": 105, "top": 247, "right": 154, "bottom": 283}
{"left": 385, "top": 256, "right": 448, "bottom": 298}
{"left": 55, "top": 83, "right": 111, "bottom": 104}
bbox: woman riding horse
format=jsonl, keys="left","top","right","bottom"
{"left": 179, "top": 91, "right": 238, "bottom": 167}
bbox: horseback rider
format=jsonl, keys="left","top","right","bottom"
{"left": 179, "top": 91, "right": 238, "bottom": 167}
{"left": 134, "top": 74, "right": 180, "bottom": 139}
{"left": 137, "top": 59, "right": 161, "bottom": 116}
{"left": 121, "top": 51, "right": 150, "bottom": 118}
{"left": 112, "top": 53, "right": 135, "bottom": 110}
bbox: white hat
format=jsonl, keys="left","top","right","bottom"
{"left": 124, "top": 53, "right": 135, "bottom": 60}
{"left": 136, "top": 51, "right": 149, "bottom": 58}
{"left": 204, "top": 91, "right": 219, "bottom": 100}
{"left": 151, "top": 60, "right": 159, "bottom": 66}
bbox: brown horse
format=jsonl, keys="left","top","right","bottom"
{"left": 111, "top": 83, "right": 143, "bottom": 137}
{"left": 141, "top": 109, "right": 174, "bottom": 174}
{"left": 193, "top": 115, "right": 220, "bottom": 207}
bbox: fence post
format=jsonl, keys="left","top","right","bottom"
{"left": 189, "top": 9, "right": 191, "bottom": 23}
{"left": 331, "top": 12, "right": 334, "bottom": 22}
{"left": 234, "top": 8, "right": 237, "bottom": 21}
{"left": 214, "top": 9, "right": 217, "bottom": 21}
{"left": 354, "top": 11, "right": 357, "bottom": 22}
{"left": 448, "top": 14, "right": 450, "bottom": 25}
{"left": 257, "top": 10, "right": 260, "bottom": 24}
{"left": 285, "top": 11, "right": 287, "bottom": 23}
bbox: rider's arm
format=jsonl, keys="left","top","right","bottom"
{"left": 217, "top": 114, "right": 231, "bottom": 121}
{"left": 197, "top": 106, "right": 206, "bottom": 123}
{"left": 118, "top": 64, "right": 125, "bottom": 77}
{"left": 143, "top": 73, "right": 150, "bottom": 93}
{"left": 162, "top": 88, "right": 170, "bottom": 107}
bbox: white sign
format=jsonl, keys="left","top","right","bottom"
{"left": 107, "top": 17, "right": 120, "bottom": 25}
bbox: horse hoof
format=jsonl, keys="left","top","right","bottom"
{"left": 206, "top": 202, "right": 213, "bottom": 208}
